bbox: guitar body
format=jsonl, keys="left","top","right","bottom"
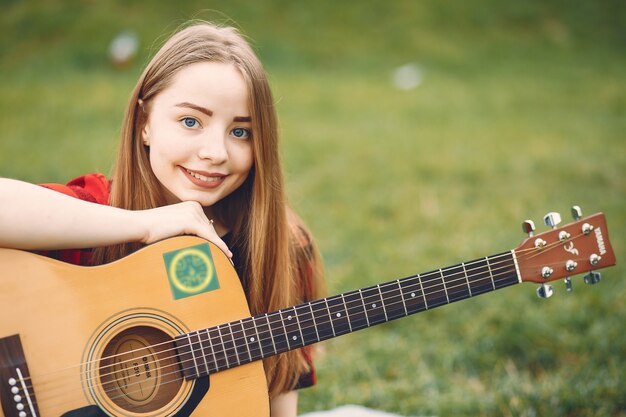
{"left": 0, "top": 236, "right": 269, "bottom": 417}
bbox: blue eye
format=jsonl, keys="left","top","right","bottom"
{"left": 181, "top": 117, "right": 200, "bottom": 129}
{"left": 231, "top": 127, "right": 251, "bottom": 139}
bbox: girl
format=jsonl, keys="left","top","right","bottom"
{"left": 0, "top": 22, "right": 324, "bottom": 416}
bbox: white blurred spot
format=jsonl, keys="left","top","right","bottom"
{"left": 392, "top": 63, "right": 423, "bottom": 91}
{"left": 109, "top": 31, "right": 139, "bottom": 68}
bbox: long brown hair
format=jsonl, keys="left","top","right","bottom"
{"left": 93, "top": 22, "right": 324, "bottom": 397}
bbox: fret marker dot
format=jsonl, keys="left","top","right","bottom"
{"left": 287, "top": 315, "right": 292, "bottom": 320}
{"left": 372, "top": 303, "right": 377, "bottom": 308}
{"left": 292, "top": 336, "right": 297, "bottom": 340}
{"left": 336, "top": 313, "right": 341, "bottom": 318}
{"left": 411, "top": 292, "right": 416, "bottom": 297}
{"left": 250, "top": 337, "right": 255, "bottom": 342}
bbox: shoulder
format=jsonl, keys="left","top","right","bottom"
{"left": 39, "top": 173, "right": 111, "bottom": 205}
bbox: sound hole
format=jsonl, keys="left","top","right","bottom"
{"left": 99, "top": 326, "right": 182, "bottom": 413}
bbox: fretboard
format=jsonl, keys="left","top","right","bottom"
{"left": 175, "top": 250, "right": 520, "bottom": 380}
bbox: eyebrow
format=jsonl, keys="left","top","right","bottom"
{"left": 175, "top": 102, "right": 213, "bottom": 116}
{"left": 175, "top": 102, "right": 251, "bottom": 123}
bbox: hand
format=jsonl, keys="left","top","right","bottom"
{"left": 136, "top": 201, "right": 232, "bottom": 258}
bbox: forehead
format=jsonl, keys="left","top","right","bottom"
{"left": 157, "top": 61, "right": 250, "bottom": 111}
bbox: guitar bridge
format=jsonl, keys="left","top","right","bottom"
{"left": 0, "top": 335, "right": 40, "bottom": 417}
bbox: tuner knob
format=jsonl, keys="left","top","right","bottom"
{"left": 544, "top": 212, "right": 562, "bottom": 229}
{"left": 522, "top": 220, "right": 536, "bottom": 236}
{"left": 571, "top": 206, "right": 583, "bottom": 221}
{"left": 584, "top": 271, "right": 601, "bottom": 285}
{"left": 536, "top": 283, "right": 554, "bottom": 298}
{"left": 564, "top": 277, "right": 573, "bottom": 292}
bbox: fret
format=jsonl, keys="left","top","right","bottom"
{"left": 485, "top": 256, "right": 496, "bottom": 290}
{"left": 417, "top": 274, "right": 429, "bottom": 309}
{"left": 421, "top": 270, "right": 448, "bottom": 308}
{"left": 344, "top": 290, "right": 368, "bottom": 331}
{"left": 439, "top": 269, "right": 450, "bottom": 304}
{"left": 323, "top": 299, "right": 336, "bottom": 337}
{"left": 399, "top": 275, "right": 427, "bottom": 314}
{"left": 443, "top": 264, "right": 472, "bottom": 302}
{"left": 267, "top": 311, "right": 289, "bottom": 354}
{"left": 241, "top": 318, "right": 263, "bottom": 362}
{"left": 218, "top": 324, "right": 237, "bottom": 368}
{"left": 397, "top": 279, "right": 409, "bottom": 316}
{"left": 326, "top": 295, "right": 351, "bottom": 336}
{"left": 341, "top": 294, "right": 353, "bottom": 332}
{"left": 208, "top": 326, "right": 227, "bottom": 371}
{"left": 295, "top": 303, "right": 319, "bottom": 346}
{"left": 186, "top": 333, "right": 201, "bottom": 378}
{"left": 260, "top": 314, "right": 277, "bottom": 357}
{"left": 173, "top": 335, "right": 194, "bottom": 379}
{"left": 466, "top": 257, "right": 494, "bottom": 296}
{"left": 381, "top": 280, "right": 407, "bottom": 321}
{"left": 360, "top": 285, "right": 386, "bottom": 325}
{"left": 376, "top": 285, "right": 389, "bottom": 322}
{"left": 231, "top": 320, "right": 250, "bottom": 364}
{"left": 310, "top": 299, "right": 334, "bottom": 341}
{"left": 280, "top": 307, "right": 305, "bottom": 349}
{"left": 358, "top": 289, "right": 370, "bottom": 327}
{"left": 199, "top": 328, "right": 217, "bottom": 373}
{"left": 308, "top": 302, "right": 321, "bottom": 343}
{"left": 462, "top": 262, "right": 473, "bottom": 297}
{"left": 229, "top": 322, "right": 242, "bottom": 365}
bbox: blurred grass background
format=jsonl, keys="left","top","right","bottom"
{"left": 1, "top": 1, "right": 624, "bottom": 416}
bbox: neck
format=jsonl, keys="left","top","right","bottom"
{"left": 175, "top": 251, "right": 521, "bottom": 380}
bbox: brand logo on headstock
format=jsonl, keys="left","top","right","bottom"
{"left": 595, "top": 227, "right": 607, "bottom": 255}
{"left": 563, "top": 241, "right": 579, "bottom": 256}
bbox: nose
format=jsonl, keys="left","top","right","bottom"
{"left": 197, "top": 128, "right": 228, "bottom": 163}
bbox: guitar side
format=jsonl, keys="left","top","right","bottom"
{"left": 0, "top": 236, "right": 269, "bottom": 417}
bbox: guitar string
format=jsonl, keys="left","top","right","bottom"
{"left": 19, "top": 231, "right": 581, "bottom": 411}
{"left": 20, "top": 233, "right": 587, "bottom": 407}
{"left": 75, "top": 231, "right": 587, "bottom": 384}
{"left": 20, "top": 259, "right": 522, "bottom": 411}
{"left": 18, "top": 250, "right": 522, "bottom": 408}
{"left": 24, "top": 239, "right": 589, "bottom": 411}
{"left": 21, "top": 232, "right": 572, "bottom": 391}
{"left": 18, "top": 233, "right": 580, "bottom": 408}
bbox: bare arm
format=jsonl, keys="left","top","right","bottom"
{"left": 270, "top": 391, "right": 298, "bottom": 417}
{"left": 0, "top": 178, "right": 231, "bottom": 256}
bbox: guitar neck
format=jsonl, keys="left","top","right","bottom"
{"left": 175, "top": 251, "right": 521, "bottom": 380}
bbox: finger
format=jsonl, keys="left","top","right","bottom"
{"left": 203, "top": 221, "right": 233, "bottom": 259}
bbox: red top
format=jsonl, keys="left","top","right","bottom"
{"left": 37, "top": 173, "right": 110, "bottom": 265}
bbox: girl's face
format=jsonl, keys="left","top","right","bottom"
{"left": 142, "top": 61, "right": 254, "bottom": 209}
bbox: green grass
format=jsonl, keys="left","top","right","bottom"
{"left": 1, "top": 1, "right": 625, "bottom": 416}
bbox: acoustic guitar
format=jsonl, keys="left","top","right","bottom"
{"left": 0, "top": 208, "right": 616, "bottom": 416}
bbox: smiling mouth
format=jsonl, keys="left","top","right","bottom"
{"left": 184, "top": 168, "right": 225, "bottom": 183}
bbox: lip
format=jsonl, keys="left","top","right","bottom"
{"left": 180, "top": 166, "right": 226, "bottom": 189}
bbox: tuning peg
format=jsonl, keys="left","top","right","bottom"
{"left": 536, "top": 283, "right": 554, "bottom": 298}
{"left": 584, "top": 271, "right": 601, "bottom": 285}
{"left": 571, "top": 206, "right": 583, "bottom": 221}
{"left": 564, "top": 277, "right": 573, "bottom": 292}
{"left": 543, "top": 212, "right": 562, "bottom": 229}
{"left": 522, "top": 220, "right": 536, "bottom": 237}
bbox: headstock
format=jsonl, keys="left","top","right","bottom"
{"left": 514, "top": 206, "right": 616, "bottom": 298}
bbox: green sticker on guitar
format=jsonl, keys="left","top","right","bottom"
{"left": 163, "top": 243, "right": 219, "bottom": 300}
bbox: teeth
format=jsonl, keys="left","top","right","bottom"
{"left": 186, "top": 169, "right": 222, "bottom": 183}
